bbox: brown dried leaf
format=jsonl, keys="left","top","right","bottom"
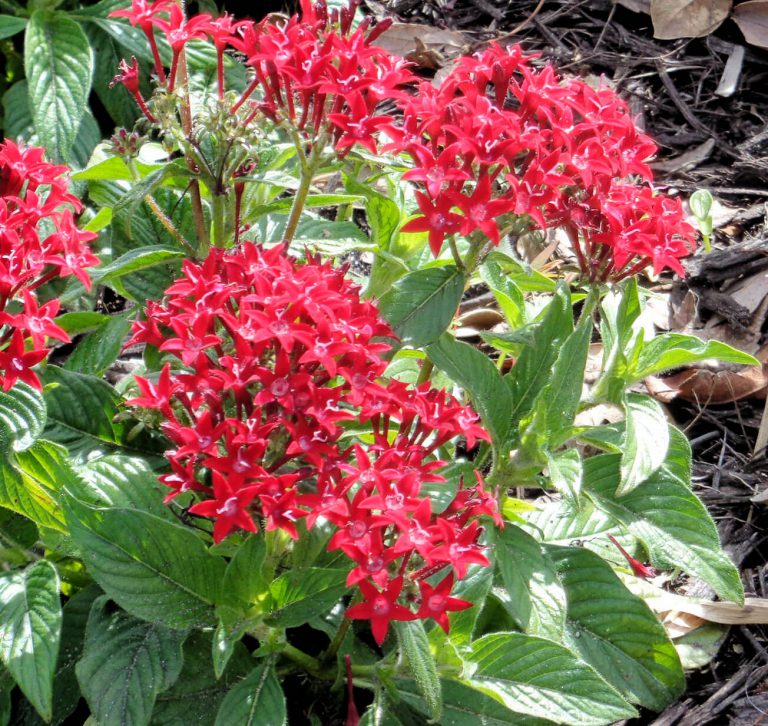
{"left": 651, "top": 0, "right": 732, "bottom": 38}
{"left": 645, "top": 366, "right": 768, "bottom": 404}
{"left": 661, "top": 610, "right": 708, "bottom": 638}
{"left": 614, "top": 0, "right": 652, "bottom": 12}
{"left": 733, "top": 0, "right": 768, "bottom": 48}
{"left": 373, "top": 23, "right": 467, "bottom": 69}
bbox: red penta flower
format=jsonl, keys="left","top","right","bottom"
{"left": 127, "top": 241, "right": 499, "bottom": 640}
{"left": 415, "top": 574, "right": 472, "bottom": 633}
{"left": 346, "top": 576, "right": 417, "bottom": 645}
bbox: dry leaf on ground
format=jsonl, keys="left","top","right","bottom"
{"left": 732, "top": 0, "right": 768, "bottom": 48}
{"left": 372, "top": 23, "right": 466, "bottom": 70}
{"left": 651, "top": 0, "right": 732, "bottom": 38}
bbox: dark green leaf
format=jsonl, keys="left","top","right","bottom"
{"left": 0, "top": 560, "right": 62, "bottom": 721}
{"left": 0, "top": 383, "right": 46, "bottom": 454}
{"left": 222, "top": 535, "right": 268, "bottom": 608}
{"left": 427, "top": 334, "right": 513, "bottom": 450}
{"left": 41, "top": 366, "right": 164, "bottom": 462}
{"left": 394, "top": 620, "right": 442, "bottom": 721}
{"left": 76, "top": 595, "right": 185, "bottom": 726}
{"left": 93, "top": 247, "right": 186, "bottom": 286}
{"left": 618, "top": 394, "right": 669, "bottom": 496}
{"left": 379, "top": 266, "right": 466, "bottom": 347}
{"left": 54, "top": 312, "right": 111, "bottom": 336}
{"left": 214, "top": 661, "right": 286, "bottom": 726}
{"left": 494, "top": 524, "right": 566, "bottom": 640}
{"left": 64, "top": 315, "right": 133, "bottom": 378}
{"left": 0, "top": 16, "right": 26, "bottom": 39}
{"left": 584, "top": 453, "right": 743, "bottom": 603}
{"left": 24, "top": 11, "right": 93, "bottom": 162}
{"left": 545, "top": 449, "right": 583, "bottom": 503}
{"left": 65, "top": 502, "right": 226, "bottom": 629}
{"left": 468, "top": 633, "right": 636, "bottom": 725}
{"left": 267, "top": 568, "right": 348, "bottom": 628}
{"left": 152, "top": 632, "right": 252, "bottom": 725}
{"left": 547, "top": 546, "right": 684, "bottom": 710}
{"left": 508, "top": 284, "right": 573, "bottom": 430}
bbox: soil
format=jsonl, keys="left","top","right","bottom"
{"left": 360, "top": 1, "right": 768, "bottom": 723}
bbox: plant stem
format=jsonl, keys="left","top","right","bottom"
{"left": 173, "top": 17, "right": 209, "bottom": 256}
{"left": 448, "top": 236, "right": 466, "bottom": 272}
{"left": 281, "top": 642, "right": 325, "bottom": 677}
{"left": 126, "top": 159, "right": 195, "bottom": 255}
{"left": 211, "top": 192, "right": 228, "bottom": 249}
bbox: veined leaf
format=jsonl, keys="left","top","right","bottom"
{"left": 494, "top": 524, "right": 566, "bottom": 640}
{"left": 379, "top": 266, "right": 466, "bottom": 348}
{"left": 65, "top": 501, "right": 226, "bottom": 629}
{"left": 398, "top": 677, "right": 557, "bottom": 726}
{"left": 394, "top": 620, "right": 442, "bottom": 721}
{"left": 0, "top": 16, "right": 26, "bottom": 39}
{"left": 468, "top": 632, "right": 636, "bottom": 725}
{"left": 267, "top": 568, "right": 348, "bottom": 628}
{"left": 584, "top": 453, "right": 743, "bottom": 604}
{"left": 214, "top": 661, "right": 286, "bottom": 726}
{"left": 24, "top": 11, "right": 93, "bottom": 162}
{"left": 618, "top": 394, "right": 669, "bottom": 496}
{"left": 76, "top": 595, "right": 185, "bottom": 726}
{"left": 152, "top": 632, "right": 253, "bottom": 725}
{"left": 0, "top": 383, "right": 46, "bottom": 454}
{"left": 631, "top": 333, "right": 759, "bottom": 382}
{"left": 427, "top": 334, "right": 513, "bottom": 449}
{"left": 0, "top": 560, "right": 62, "bottom": 721}
{"left": 547, "top": 546, "right": 684, "bottom": 710}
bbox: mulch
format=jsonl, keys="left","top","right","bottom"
{"left": 364, "top": 0, "right": 768, "bottom": 723}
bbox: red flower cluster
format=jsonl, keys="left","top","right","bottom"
{"left": 110, "top": 0, "right": 412, "bottom": 158}
{"left": 128, "top": 242, "right": 498, "bottom": 643}
{"left": 0, "top": 140, "right": 98, "bottom": 391}
{"left": 387, "top": 45, "right": 697, "bottom": 280}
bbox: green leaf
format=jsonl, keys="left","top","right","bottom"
{"left": 152, "top": 631, "right": 253, "bottom": 725}
{"left": 0, "top": 560, "right": 62, "bottom": 722}
{"left": 427, "top": 334, "right": 513, "bottom": 449}
{"left": 379, "top": 266, "right": 466, "bottom": 348}
{"left": 508, "top": 284, "right": 574, "bottom": 431}
{"left": 494, "top": 524, "right": 566, "bottom": 640}
{"left": 468, "top": 633, "right": 636, "bottom": 725}
{"left": 76, "top": 595, "right": 185, "bottom": 726}
{"left": 344, "top": 175, "right": 402, "bottom": 250}
{"left": 398, "top": 678, "right": 556, "bottom": 726}
{"left": 94, "top": 247, "right": 187, "bottom": 286}
{"left": 394, "top": 620, "right": 442, "bottom": 721}
{"left": 40, "top": 366, "right": 164, "bottom": 461}
{"left": 2, "top": 440, "right": 77, "bottom": 532}
{"left": 537, "top": 319, "right": 591, "bottom": 441}
{"left": 214, "top": 661, "right": 286, "bottom": 726}
{"left": 618, "top": 394, "right": 669, "bottom": 496}
{"left": 43, "top": 584, "right": 102, "bottom": 726}
{"left": 545, "top": 449, "right": 583, "bottom": 503}
{"left": 0, "top": 16, "right": 26, "bottom": 39}
{"left": 446, "top": 563, "right": 494, "bottom": 647}
{"left": 523, "top": 497, "right": 613, "bottom": 544}
{"left": 53, "top": 312, "right": 111, "bottom": 336}
{"left": 481, "top": 261, "right": 526, "bottom": 329}
{"left": 689, "top": 189, "right": 712, "bottom": 220}
{"left": 0, "top": 383, "right": 46, "bottom": 454}
{"left": 24, "top": 11, "right": 94, "bottom": 163}
{"left": 267, "top": 568, "right": 348, "bottom": 628}
{"left": 72, "top": 454, "right": 172, "bottom": 519}
{"left": 547, "top": 546, "right": 684, "bottom": 710}
{"left": 631, "top": 333, "right": 759, "bottom": 382}
{"left": 584, "top": 452, "right": 744, "bottom": 603}
{"left": 83, "top": 207, "right": 113, "bottom": 233}
{"left": 222, "top": 534, "right": 268, "bottom": 608}
{"left": 64, "top": 315, "right": 133, "bottom": 378}
{"left": 65, "top": 502, "right": 226, "bottom": 629}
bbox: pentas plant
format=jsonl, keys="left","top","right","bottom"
{"left": 109, "top": 0, "right": 412, "bottom": 249}
{"left": 0, "top": 2, "right": 759, "bottom": 725}
{"left": 0, "top": 140, "right": 98, "bottom": 391}
{"left": 126, "top": 242, "right": 496, "bottom": 644}
{"left": 387, "top": 44, "right": 697, "bottom": 281}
